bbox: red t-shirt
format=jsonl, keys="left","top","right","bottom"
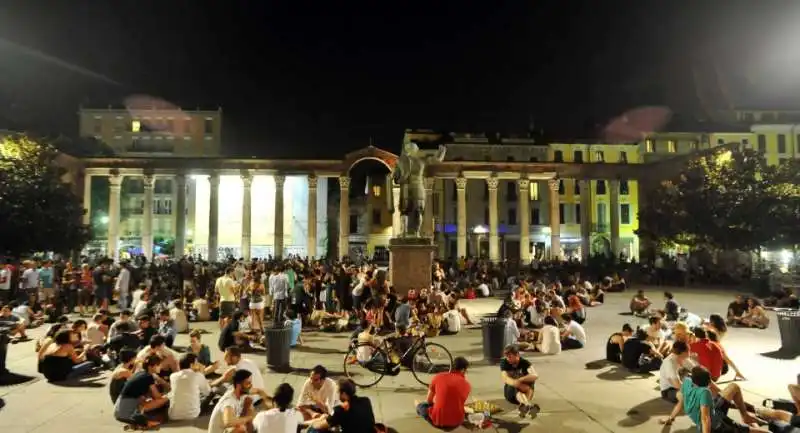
{"left": 690, "top": 339, "right": 724, "bottom": 380}
{"left": 428, "top": 372, "right": 471, "bottom": 428}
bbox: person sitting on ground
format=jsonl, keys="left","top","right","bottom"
{"left": 500, "top": 344, "right": 540, "bottom": 418}
{"left": 253, "top": 383, "right": 304, "bottom": 433}
{"left": 208, "top": 369, "right": 272, "bottom": 433}
{"left": 741, "top": 298, "right": 770, "bottom": 329}
{"left": 191, "top": 295, "right": 210, "bottom": 322}
{"left": 36, "top": 316, "right": 70, "bottom": 352}
{"left": 671, "top": 321, "right": 692, "bottom": 344}
{"left": 188, "top": 330, "right": 218, "bottom": 375}
{"left": 706, "top": 331, "right": 746, "bottom": 382}
{"left": 37, "top": 329, "right": 96, "bottom": 382}
{"left": 606, "top": 323, "right": 634, "bottom": 363}
{"left": 566, "top": 289, "right": 586, "bottom": 324}
{"left": 0, "top": 304, "right": 29, "bottom": 342}
{"left": 218, "top": 311, "right": 258, "bottom": 352}
{"left": 663, "top": 292, "right": 681, "bottom": 321}
{"left": 622, "top": 328, "right": 662, "bottom": 373}
{"left": 689, "top": 327, "right": 725, "bottom": 382}
{"left": 210, "top": 346, "right": 265, "bottom": 396}
{"left": 726, "top": 295, "right": 749, "bottom": 326}
{"left": 658, "top": 341, "right": 693, "bottom": 403}
{"left": 304, "top": 378, "right": 376, "bottom": 433}
{"left": 610, "top": 272, "right": 627, "bottom": 292}
{"left": 136, "top": 335, "right": 179, "bottom": 376}
{"left": 560, "top": 314, "right": 587, "bottom": 350}
{"left": 169, "top": 301, "right": 189, "bottom": 334}
{"left": 630, "top": 290, "right": 651, "bottom": 316}
{"left": 415, "top": 356, "right": 471, "bottom": 429}
{"left": 110, "top": 349, "right": 137, "bottom": 404}
{"left": 503, "top": 309, "right": 530, "bottom": 350}
{"left": 660, "top": 365, "right": 769, "bottom": 432}
{"left": 168, "top": 353, "right": 212, "bottom": 420}
{"left": 285, "top": 309, "right": 304, "bottom": 347}
{"left": 296, "top": 365, "right": 339, "bottom": 421}
{"left": 535, "top": 316, "right": 562, "bottom": 355}
{"left": 157, "top": 309, "right": 177, "bottom": 348}
{"left": 646, "top": 315, "right": 671, "bottom": 357}
{"left": 441, "top": 303, "right": 462, "bottom": 335}
{"left": 754, "top": 383, "right": 800, "bottom": 430}
{"left": 11, "top": 301, "right": 42, "bottom": 328}
{"left": 589, "top": 283, "right": 605, "bottom": 306}
{"left": 114, "top": 354, "right": 170, "bottom": 428}
{"left": 108, "top": 310, "right": 137, "bottom": 340}
{"left": 86, "top": 313, "right": 108, "bottom": 346}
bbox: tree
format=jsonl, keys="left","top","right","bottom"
{"left": 637, "top": 147, "right": 781, "bottom": 252}
{"left": 0, "top": 134, "right": 90, "bottom": 256}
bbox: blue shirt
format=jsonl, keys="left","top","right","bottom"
{"left": 38, "top": 267, "right": 53, "bottom": 288}
{"left": 681, "top": 378, "right": 719, "bottom": 431}
{"left": 286, "top": 318, "right": 302, "bottom": 347}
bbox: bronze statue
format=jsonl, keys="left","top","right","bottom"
{"left": 387, "top": 142, "right": 446, "bottom": 237}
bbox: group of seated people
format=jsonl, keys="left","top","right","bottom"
{"left": 726, "top": 295, "right": 771, "bottom": 329}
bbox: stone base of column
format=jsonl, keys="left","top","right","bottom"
{"left": 389, "top": 237, "right": 435, "bottom": 297}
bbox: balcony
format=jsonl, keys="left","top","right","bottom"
{"left": 592, "top": 222, "right": 609, "bottom": 233}
{"left": 121, "top": 208, "right": 144, "bottom": 218}
{"left": 124, "top": 141, "right": 175, "bottom": 154}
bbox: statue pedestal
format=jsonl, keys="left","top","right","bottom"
{"left": 388, "top": 237, "right": 435, "bottom": 297}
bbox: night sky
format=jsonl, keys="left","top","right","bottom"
{"left": 1, "top": 1, "right": 798, "bottom": 158}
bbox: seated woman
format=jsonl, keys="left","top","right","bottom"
{"left": 606, "top": 324, "right": 634, "bottom": 363}
{"left": 706, "top": 331, "right": 745, "bottom": 381}
{"left": 645, "top": 316, "right": 671, "bottom": 358}
{"left": 566, "top": 290, "right": 586, "bottom": 324}
{"left": 629, "top": 290, "right": 651, "bottom": 316}
{"left": 425, "top": 305, "right": 444, "bottom": 338}
{"left": 109, "top": 349, "right": 137, "bottom": 404}
{"left": 589, "top": 285, "right": 605, "bottom": 306}
{"left": 38, "top": 329, "right": 95, "bottom": 382}
{"left": 704, "top": 314, "right": 728, "bottom": 341}
{"left": 741, "top": 298, "right": 770, "bottom": 329}
{"left": 188, "top": 330, "right": 218, "bottom": 375}
{"left": 535, "top": 316, "right": 561, "bottom": 355}
{"left": 609, "top": 273, "right": 627, "bottom": 292}
{"left": 663, "top": 292, "right": 681, "bottom": 322}
{"left": 114, "top": 354, "right": 169, "bottom": 428}
{"left": 671, "top": 321, "right": 691, "bottom": 344}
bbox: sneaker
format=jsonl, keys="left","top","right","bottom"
{"left": 518, "top": 404, "right": 529, "bottom": 418}
{"left": 529, "top": 404, "right": 541, "bottom": 418}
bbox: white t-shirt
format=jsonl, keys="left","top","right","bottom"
{"left": 539, "top": 324, "right": 562, "bottom": 355}
{"left": 22, "top": 268, "right": 39, "bottom": 289}
{"left": 0, "top": 269, "right": 11, "bottom": 291}
{"left": 86, "top": 323, "right": 106, "bottom": 345}
{"left": 131, "top": 288, "right": 144, "bottom": 309}
{"left": 659, "top": 354, "right": 683, "bottom": 391}
{"left": 170, "top": 307, "right": 189, "bottom": 333}
{"left": 477, "top": 283, "right": 490, "bottom": 297}
{"left": 443, "top": 310, "right": 461, "bottom": 333}
{"left": 504, "top": 318, "right": 520, "bottom": 346}
{"left": 252, "top": 408, "right": 304, "bottom": 433}
{"left": 168, "top": 369, "right": 211, "bottom": 420}
{"left": 233, "top": 358, "right": 264, "bottom": 390}
{"left": 566, "top": 321, "right": 587, "bottom": 345}
{"left": 208, "top": 390, "right": 248, "bottom": 433}
{"left": 296, "top": 377, "right": 338, "bottom": 413}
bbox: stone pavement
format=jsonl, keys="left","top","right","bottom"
{"left": 1, "top": 286, "right": 797, "bottom": 433}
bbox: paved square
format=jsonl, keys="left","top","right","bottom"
{"left": 1, "top": 286, "right": 796, "bottom": 432}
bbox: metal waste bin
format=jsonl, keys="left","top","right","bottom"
{"left": 481, "top": 316, "right": 507, "bottom": 363}
{"left": 265, "top": 325, "right": 293, "bottom": 370}
{"left": 776, "top": 309, "right": 800, "bottom": 355}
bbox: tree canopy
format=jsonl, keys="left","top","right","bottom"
{"left": 637, "top": 146, "right": 800, "bottom": 252}
{"left": 0, "top": 134, "right": 90, "bottom": 257}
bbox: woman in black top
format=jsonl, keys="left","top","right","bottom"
{"left": 114, "top": 355, "right": 169, "bottom": 427}
{"left": 605, "top": 324, "right": 633, "bottom": 363}
{"left": 37, "top": 330, "right": 95, "bottom": 382}
{"left": 109, "top": 349, "right": 137, "bottom": 404}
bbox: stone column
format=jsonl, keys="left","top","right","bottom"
{"left": 174, "top": 174, "right": 187, "bottom": 258}
{"left": 487, "top": 176, "right": 500, "bottom": 262}
{"left": 307, "top": 175, "right": 318, "bottom": 259}
{"left": 392, "top": 181, "right": 401, "bottom": 237}
{"left": 435, "top": 179, "right": 446, "bottom": 258}
{"left": 338, "top": 176, "right": 350, "bottom": 259}
{"left": 273, "top": 174, "right": 286, "bottom": 258}
{"left": 456, "top": 176, "right": 468, "bottom": 258}
{"left": 423, "top": 177, "right": 435, "bottom": 238}
{"left": 518, "top": 179, "right": 531, "bottom": 264}
{"left": 82, "top": 173, "right": 92, "bottom": 225}
{"left": 610, "top": 179, "right": 621, "bottom": 260}
{"left": 142, "top": 174, "right": 154, "bottom": 260}
{"left": 548, "top": 179, "right": 561, "bottom": 260}
{"left": 108, "top": 172, "right": 122, "bottom": 260}
{"left": 241, "top": 172, "right": 253, "bottom": 260}
{"left": 208, "top": 173, "right": 220, "bottom": 262}
{"left": 579, "top": 180, "right": 591, "bottom": 262}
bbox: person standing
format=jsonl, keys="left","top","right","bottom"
{"left": 269, "top": 266, "right": 289, "bottom": 327}
{"left": 215, "top": 267, "right": 237, "bottom": 329}
{"left": 20, "top": 260, "right": 40, "bottom": 306}
{"left": 116, "top": 261, "right": 131, "bottom": 310}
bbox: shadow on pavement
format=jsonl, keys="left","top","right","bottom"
{"left": 293, "top": 346, "right": 347, "bottom": 355}
{"left": 760, "top": 348, "right": 799, "bottom": 360}
{"left": 0, "top": 372, "right": 38, "bottom": 386}
{"left": 596, "top": 366, "right": 653, "bottom": 381}
{"left": 584, "top": 359, "right": 612, "bottom": 370}
{"left": 618, "top": 397, "right": 673, "bottom": 427}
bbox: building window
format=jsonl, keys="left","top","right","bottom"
{"left": 596, "top": 180, "right": 607, "bottom": 195}
{"left": 507, "top": 182, "right": 517, "bottom": 201}
{"left": 574, "top": 180, "right": 580, "bottom": 195}
{"left": 758, "top": 134, "right": 767, "bottom": 152}
{"left": 619, "top": 151, "right": 628, "bottom": 163}
{"left": 372, "top": 185, "right": 381, "bottom": 197}
{"left": 506, "top": 156, "right": 515, "bottom": 162}
{"left": 204, "top": 118, "right": 213, "bottom": 134}
{"left": 667, "top": 140, "right": 676, "bottom": 153}
{"left": 131, "top": 120, "right": 141, "bottom": 133}
{"left": 184, "top": 119, "right": 192, "bottom": 134}
{"left": 620, "top": 180, "right": 629, "bottom": 195}
{"left": 717, "top": 138, "right": 725, "bottom": 146}
{"left": 531, "top": 206, "right": 540, "bottom": 225}
{"left": 646, "top": 139, "right": 654, "bottom": 153}
{"left": 508, "top": 208, "right": 517, "bottom": 225}
{"left": 558, "top": 180, "right": 565, "bottom": 195}
{"left": 529, "top": 182, "right": 539, "bottom": 201}
{"left": 621, "top": 204, "right": 631, "bottom": 225}
{"left": 553, "top": 150, "right": 563, "bottom": 162}
{"left": 558, "top": 204, "right": 565, "bottom": 224}
{"left": 689, "top": 141, "right": 698, "bottom": 151}
{"left": 778, "top": 134, "right": 787, "bottom": 153}
{"left": 484, "top": 208, "right": 489, "bottom": 225}
{"left": 575, "top": 204, "right": 581, "bottom": 224}
{"left": 372, "top": 209, "right": 381, "bottom": 225}
{"left": 349, "top": 214, "right": 358, "bottom": 234}
{"left": 573, "top": 150, "right": 583, "bottom": 163}
{"left": 742, "top": 138, "right": 750, "bottom": 148}
{"left": 595, "top": 151, "right": 604, "bottom": 162}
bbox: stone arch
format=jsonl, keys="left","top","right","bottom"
{"left": 341, "top": 145, "right": 398, "bottom": 174}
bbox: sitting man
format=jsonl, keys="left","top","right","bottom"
{"left": 755, "top": 383, "right": 800, "bottom": 431}
{"left": 500, "top": 344, "right": 540, "bottom": 418}
{"left": 415, "top": 356, "right": 471, "bottom": 429}
{"left": 210, "top": 346, "right": 265, "bottom": 404}
{"left": 168, "top": 353, "right": 212, "bottom": 420}
{"left": 560, "top": 314, "right": 587, "bottom": 350}
{"left": 622, "top": 328, "right": 662, "bottom": 373}
{"left": 296, "top": 365, "right": 339, "bottom": 421}
{"left": 726, "top": 295, "right": 749, "bottom": 326}
{"left": 208, "top": 369, "right": 272, "bottom": 433}
{"left": 305, "top": 378, "right": 377, "bottom": 433}
{"left": 136, "top": 335, "right": 179, "bottom": 377}
{"left": 218, "top": 311, "right": 259, "bottom": 352}
{"left": 157, "top": 309, "right": 177, "bottom": 348}
{"left": 630, "top": 290, "right": 651, "bottom": 316}
{"left": 0, "top": 304, "right": 29, "bottom": 342}
{"left": 658, "top": 341, "right": 693, "bottom": 403}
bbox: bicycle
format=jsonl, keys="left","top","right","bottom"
{"left": 343, "top": 327, "right": 454, "bottom": 388}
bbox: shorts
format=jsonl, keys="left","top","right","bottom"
{"left": 503, "top": 382, "right": 534, "bottom": 405}
{"left": 95, "top": 287, "right": 111, "bottom": 301}
{"left": 219, "top": 301, "right": 236, "bottom": 319}
{"left": 712, "top": 397, "right": 749, "bottom": 433}
{"left": 249, "top": 302, "right": 264, "bottom": 310}
{"left": 41, "top": 287, "right": 55, "bottom": 300}
{"left": 660, "top": 388, "right": 678, "bottom": 403}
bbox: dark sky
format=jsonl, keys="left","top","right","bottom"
{"left": 1, "top": 1, "right": 798, "bottom": 157}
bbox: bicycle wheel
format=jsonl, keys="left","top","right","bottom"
{"left": 411, "top": 342, "right": 453, "bottom": 387}
{"left": 343, "top": 342, "right": 387, "bottom": 388}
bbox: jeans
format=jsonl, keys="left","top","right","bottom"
{"left": 118, "top": 289, "right": 129, "bottom": 310}
{"left": 272, "top": 299, "right": 287, "bottom": 326}
{"left": 67, "top": 361, "right": 95, "bottom": 379}
{"left": 416, "top": 401, "right": 432, "bottom": 422}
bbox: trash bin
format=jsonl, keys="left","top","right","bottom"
{"left": 776, "top": 309, "right": 800, "bottom": 355}
{"left": 481, "top": 315, "right": 507, "bottom": 363}
{"left": 265, "top": 325, "right": 293, "bottom": 370}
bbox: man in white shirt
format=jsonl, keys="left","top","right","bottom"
{"left": 215, "top": 267, "right": 237, "bottom": 328}
{"left": 169, "top": 354, "right": 212, "bottom": 420}
{"left": 0, "top": 265, "right": 11, "bottom": 304}
{"left": 658, "top": 341, "right": 692, "bottom": 403}
{"left": 211, "top": 346, "right": 265, "bottom": 394}
{"left": 295, "top": 365, "right": 338, "bottom": 420}
{"left": 560, "top": 314, "right": 587, "bottom": 350}
{"left": 21, "top": 260, "right": 40, "bottom": 305}
{"left": 253, "top": 383, "right": 303, "bottom": 433}
{"left": 115, "top": 262, "right": 131, "bottom": 310}
{"left": 441, "top": 306, "right": 462, "bottom": 335}
{"left": 208, "top": 369, "right": 271, "bottom": 433}
{"left": 535, "top": 316, "right": 562, "bottom": 355}
{"left": 477, "top": 282, "right": 490, "bottom": 298}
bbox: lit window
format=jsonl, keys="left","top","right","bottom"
{"left": 667, "top": 140, "right": 676, "bottom": 153}
{"left": 372, "top": 185, "right": 381, "bottom": 197}
{"left": 689, "top": 141, "right": 698, "bottom": 150}
{"left": 595, "top": 151, "right": 604, "bottom": 162}
{"left": 619, "top": 151, "right": 628, "bottom": 163}
{"left": 645, "top": 139, "right": 654, "bottom": 152}
{"left": 131, "top": 120, "right": 141, "bottom": 132}
{"left": 529, "top": 182, "right": 539, "bottom": 201}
